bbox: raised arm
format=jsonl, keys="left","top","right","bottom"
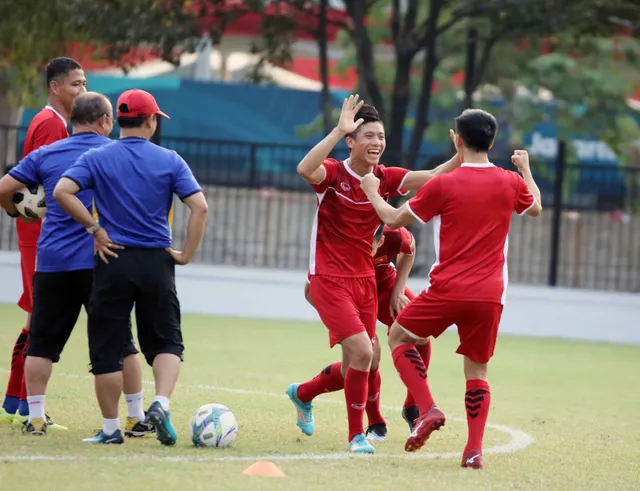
{"left": 512, "top": 150, "right": 542, "bottom": 216}
{"left": 297, "top": 94, "right": 364, "bottom": 185}
{"left": 400, "top": 130, "right": 462, "bottom": 191}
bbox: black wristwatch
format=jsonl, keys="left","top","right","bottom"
{"left": 6, "top": 210, "right": 20, "bottom": 218}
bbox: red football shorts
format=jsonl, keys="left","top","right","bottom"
{"left": 309, "top": 275, "right": 377, "bottom": 348}
{"left": 18, "top": 245, "right": 37, "bottom": 313}
{"left": 395, "top": 291, "right": 503, "bottom": 364}
{"left": 377, "top": 281, "right": 416, "bottom": 331}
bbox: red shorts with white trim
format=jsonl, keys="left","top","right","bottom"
{"left": 377, "top": 282, "right": 416, "bottom": 331}
{"left": 395, "top": 291, "right": 503, "bottom": 364}
{"left": 309, "top": 275, "right": 377, "bottom": 348}
{"left": 18, "top": 245, "right": 37, "bottom": 313}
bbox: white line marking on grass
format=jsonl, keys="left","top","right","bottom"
{"left": 0, "top": 369, "right": 534, "bottom": 463}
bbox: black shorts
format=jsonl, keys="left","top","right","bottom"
{"left": 25, "top": 270, "right": 139, "bottom": 363}
{"left": 88, "top": 248, "right": 183, "bottom": 375}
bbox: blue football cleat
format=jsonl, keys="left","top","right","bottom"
{"left": 286, "top": 383, "right": 315, "bottom": 436}
{"left": 147, "top": 401, "right": 177, "bottom": 446}
{"left": 349, "top": 433, "right": 375, "bottom": 453}
{"left": 82, "top": 429, "right": 124, "bottom": 444}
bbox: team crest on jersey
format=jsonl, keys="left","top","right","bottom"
{"left": 340, "top": 182, "right": 351, "bottom": 191}
{"left": 375, "top": 256, "right": 387, "bottom": 265}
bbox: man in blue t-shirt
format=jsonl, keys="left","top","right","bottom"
{"left": 0, "top": 92, "right": 152, "bottom": 439}
{"left": 54, "top": 89, "right": 208, "bottom": 446}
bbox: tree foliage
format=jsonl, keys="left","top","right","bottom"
{"left": 0, "top": 0, "right": 80, "bottom": 108}
{"left": 2, "top": 0, "right": 640, "bottom": 170}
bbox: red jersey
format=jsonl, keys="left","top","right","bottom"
{"left": 406, "top": 163, "right": 535, "bottom": 304}
{"left": 374, "top": 225, "right": 414, "bottom": 287}
{"left": 309, "top": 158, "right": 410, "bottom": 277}
{"left": 16, "top": 106, "right": 68, "bottom": 246}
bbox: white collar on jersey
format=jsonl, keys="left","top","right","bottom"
{"left": 461, "top": 163, "right": 494, "bottom": 168}
{"left": 44, "top": 105, "right": 68, "bottom": 124}
{"left": 343, "top": 158, "right": 366, "bottom": 181}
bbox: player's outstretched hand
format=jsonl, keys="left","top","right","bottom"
{"left": 94, "top": 228, "right": 123, "bottom": 264}
{"left": 360, "top": 172, "right": 380, "bottom": 195}
{"left": 337, "top": 94, "right": 365, "bottom": 135}
{"left": 512, "top": 150, "right": 530, "bottom": 173}
{"left": 166, "top": 248, "right": 189, "bottom": 265}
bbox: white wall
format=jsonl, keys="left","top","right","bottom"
{"left": 0, "top": 251, "right": 638, "bottom": 345}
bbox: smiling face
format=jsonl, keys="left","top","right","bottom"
{"left": 51, "top": 68, "right": 87, "bottom": 115}
{"left": 346, "top": 121, "right": 386, "bottom": 170}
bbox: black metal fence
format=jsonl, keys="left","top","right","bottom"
{"left": 1, "top": 125, "right": 638, "bottom": 293}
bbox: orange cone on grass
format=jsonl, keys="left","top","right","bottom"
{"left": 242, "top": 460, "right": 286, "bottom": 477}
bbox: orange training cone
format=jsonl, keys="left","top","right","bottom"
{"left": 242, "top": 460, "right": 286, "bottom": 477}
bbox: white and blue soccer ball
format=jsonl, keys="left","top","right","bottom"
{"left": 189, "top": 403, "right": 238, "bottom": 448}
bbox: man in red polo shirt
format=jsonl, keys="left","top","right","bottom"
{"left": 0, "top": 57, "right": 86, "bottom": 427}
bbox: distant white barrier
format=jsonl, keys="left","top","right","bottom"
{"left": 0, "top": 251, "right": 638, "bottom": 345}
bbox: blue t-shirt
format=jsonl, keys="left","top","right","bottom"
{"left": 62, "top": 137, "right": 201, "bottom": 249}
{"left": 9, "top": 133, "right": 111, "bottom": 272}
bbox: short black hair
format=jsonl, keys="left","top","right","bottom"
{"left": 46, "top": 57, "right": 82, "bottom": 89}
{"left": 117, "top": 116, "right": 147, "bottom": 128}
{"left": 70, "top": 92, "right": 111, "bottom": 126}
{"left": 454, "top": 109, "right": 498, "bottom": 152}
{"left": 348, "top": 104, "right": 383, "bottom": 138}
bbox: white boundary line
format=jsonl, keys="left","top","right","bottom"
{"left": 0, "top": 369, "right": 535, "bottom": 463}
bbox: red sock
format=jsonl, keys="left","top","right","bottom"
{"left": 344, "top": 367, "right": 368, "bottom": 442}
{"left": 5, "top": 328, "right": 28, "bottom": 398}
{"left": 392, "top": 344, "right": 434, "bottom": 414}
{"left": 464, "top": 379, "right": 491, "bottom": 454}
{"left": 416, "top": 340, "right": 432, "bottom": 371}
{"left": 297, "top": 362, "right": 344, "bottom": 403}
{"left": 403, "top": 341, "right": 432, "bottom": 409}
{"left": 365, "top": 368, "right": 385, "bottom": 426}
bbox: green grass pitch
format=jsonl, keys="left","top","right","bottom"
{"left": 0, "top": 303, "right": 638, "bottom": 491}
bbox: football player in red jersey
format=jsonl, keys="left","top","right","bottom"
{"left": 0, "top": 57, "right": 86, "bottom": 428}
{"left": 303, "top": 224, "right": 431, "bottom": 441}
{"left": 287, "top": 94, "right": 461, "bottom": 453}
{"left": 361, "top": 108, "right": 542, "bottom": 468}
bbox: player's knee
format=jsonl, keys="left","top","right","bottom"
{"left": 25, "top": 344, "right": 61, "bottom": 364}
{"left": 142, "top": 344, "right": 185, "bottom": 367}
{"left": 350, "top": 343, "right": 373, "bottom": 370}
{"left": 342, "top": 333, "right": 374, "bottom": 370}
{"left": 463, "top": 356, "right": 488, "bottom": 380}
{"left": 388, "top": 322, "right": 410, "bottom": 350}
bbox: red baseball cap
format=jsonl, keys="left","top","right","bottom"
{"left": 116, "top": 89, "right": 170, "bottom": 119}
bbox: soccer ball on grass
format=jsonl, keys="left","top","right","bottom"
{"left": 189, "top": 403, "right": 238, "bottom": 448}
{"left": 13, "top": 184, "right": 46, "bottom": 219}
